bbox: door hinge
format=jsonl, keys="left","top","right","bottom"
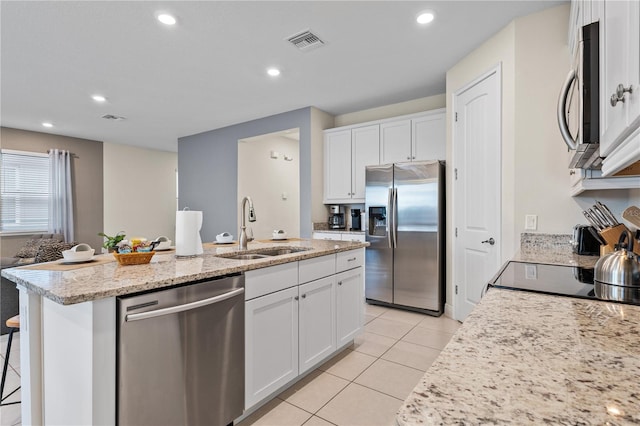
{"left": 454, "top": 168, "right": 458, "bottom": 180}
{"left": 455, "top": 285, "right": 458, "bottom": 295}
{"left": 455, "top": 227, "right": 458, "bottom": 237}
{"left": 455, "top": 112, "right": 458, "bottom": 122}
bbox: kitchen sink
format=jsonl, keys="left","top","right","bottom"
{"left": 222, "top": 254, "right": 271, "bottom": 260}
{"left": 216, "top": 247, "right": 310, "bottom": 260}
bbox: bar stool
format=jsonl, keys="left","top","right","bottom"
{"left": 1, "top": 315, "right": 20, "bottom": 406}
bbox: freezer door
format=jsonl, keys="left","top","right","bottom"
{"left": 393, "top": 161, "right": 443, "bottom": 311}
{"left": 365, "top": 164, "right": 393, "bottom": 304}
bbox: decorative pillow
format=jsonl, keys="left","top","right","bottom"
{"left": 15, "top": 238, "right": 63, "bottom": 258}
{"left": 34, "top": 242, "right": 76, "bottom": 263}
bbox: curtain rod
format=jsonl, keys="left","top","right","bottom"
{"left": 47, "top": 149, "right": 79, "bottom": 159}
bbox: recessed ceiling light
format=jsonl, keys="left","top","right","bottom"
{"left": 42, "top": 122, "right": 53, "bottom": 128}
{"left": 157, "top": 14, "right": 176, "bottom": 25}
{"left": 417, "top": 11, "right": 435, "bottom": 24}
{"left": 267, "top": 68, "right": 281, "bottom": 77}
{"left": 92, "top": 95, "right": 107, "bottom": 102}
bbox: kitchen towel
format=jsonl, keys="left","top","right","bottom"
{"left": 176, "top": 210, "right": 203, "bottom": 257}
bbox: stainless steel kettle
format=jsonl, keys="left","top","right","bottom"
{"left": 594, "top": 230, "right": 640, "bottom": 303}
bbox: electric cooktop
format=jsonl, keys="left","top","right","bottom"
{"left": 487, "top": 261, "right": 607, "bottom": 302}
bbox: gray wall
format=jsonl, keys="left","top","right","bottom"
{"left": 178, "top": 108, "right": 312, "bottom": 242}
{"left": 0, "top": 127, "right": 104, "bottom": 255}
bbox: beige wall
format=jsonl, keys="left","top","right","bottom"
{"left": 310, "top": 107, "right": 335, "bottom": 224}
{"left": 0, "top": 127, "right": 104, "bottom": 255}
{"left": 103, "top": 143, "right": 177, "bottom": 246}
{"left": 238, "top": 133, "right": 300, "bottom": 239}
{"left": 334, "top": 94, "right": 446, "bottom": 127}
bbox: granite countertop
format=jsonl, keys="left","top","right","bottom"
{"left": 397, "top": 235, "right": 639, "bottom": 425}
{"left": 396, "top": 288, "right": 640, "bottom": 425}
{"left": 1, "top": 239, "right": 367, "bottom": 306}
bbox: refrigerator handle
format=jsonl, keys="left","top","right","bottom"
{"left": 392, "top": 188, "right": 398, "bottom": 248}
{"left": 387, "top": 187, "right": 393, "bottom": 249}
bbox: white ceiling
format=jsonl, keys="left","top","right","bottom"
{"left": 1, "top": 1, "right": 566, "bottom": 152}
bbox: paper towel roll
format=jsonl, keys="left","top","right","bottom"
{"left": 176, "top": 210, "right": 203, "bottom": 257}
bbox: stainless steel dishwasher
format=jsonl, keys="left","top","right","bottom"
{"left": 117, "top": 274, "right": 244, "bottom": 426}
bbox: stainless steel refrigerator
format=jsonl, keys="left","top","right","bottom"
{"left": 365, "top": 160, "right": 445, "bottom": 316}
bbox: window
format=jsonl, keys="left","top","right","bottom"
{"left": 0, "top": 150, "right": 49, "bottom": 233}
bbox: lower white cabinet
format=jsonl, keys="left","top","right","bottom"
{"left": 313, "top": 231, "right": 365, "bottom": 242}
{"left": 298, "top": 276, "right": 336, "bottom": 374}
{"left": 244, "top": 249, "right": 364, "bottom": 412}
{"left": 336, "top": 267, "right": 363, "bottom": 348}
{"left": 245, "top": 286, "right": 299, "bottom": 409}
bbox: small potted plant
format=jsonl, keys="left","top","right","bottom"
{"left": 98, "top": 231, "right": 126, "bottom": 252}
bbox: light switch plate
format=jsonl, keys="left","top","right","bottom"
{"left": 525, "top": 214, "right": 537, "bottom": 231}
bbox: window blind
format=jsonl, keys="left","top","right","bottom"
{"left": 0, "top": 150, "right": 49, "bottom": 233}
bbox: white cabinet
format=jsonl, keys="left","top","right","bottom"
{"left": 413, "top": 112, "right": 446, "bottom": 161}
{"left": 298, "top": 276, "right": 336, "bottom": 373}
{"left": 324, "top": 125, "right": 379, "bottom": 203}
{"left": 379, "top": 110, "right": 446, "bottom": 164}
{"left": 324, "top": 130, "right": 353, "bottom": 202}
{"left": 312, "top": 231, "right": 365, "bottom": 242}
{"left": 380, "top": 119, "right": 412, "bottom": 163}
{"left": 245, "top": 286, "right": 299, "bottom": 409}
{"left": 244, "top": 249, "right": 364, "bottom": 411}
{"left": 336, "top": 267, "right": 363, "bottom": 348}
{"left": 600, "top": 0, "right": 640, "bottom": 158}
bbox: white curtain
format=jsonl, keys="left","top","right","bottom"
{"left": 48, "top": 149, "right": 74, "bottom": 242}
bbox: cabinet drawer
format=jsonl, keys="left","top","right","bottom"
{"left": 245, "top": 262, "right": 299, "bottom": 300}
{"left": 299, "top": 254, "right": 336, "bottom": 284}
{"left": 336, "top": 249, "right": 364, "bottom": 272}
{"left": 313, "top": 232, "right": 341, "bottom": 241}
{"left": 341, "top": 233, "right": 366, "bottom": 243}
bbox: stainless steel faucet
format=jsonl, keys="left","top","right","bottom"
{"left": 239, "top": 196, "right": 256, "bottom": 250}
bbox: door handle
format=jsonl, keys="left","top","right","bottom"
{"left": 557, "top": 69, "right": 578, "bottom": 150}
{"left": 481, "top": 238, "right": 495, "bottom": 245}
{"left": 125, "top": 287, "right": 244, "bottom": 322}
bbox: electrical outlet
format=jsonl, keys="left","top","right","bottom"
{"left": 525, "top": 214, "right": 537, "bottom": 231}
{"left": 525, "top": 264, "right": 538, "bottom": 280}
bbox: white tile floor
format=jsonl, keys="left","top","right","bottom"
{"left": 0, "top": 303, "right": 461, "bottom": 426}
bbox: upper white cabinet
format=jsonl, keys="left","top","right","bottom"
{"left": 324, "top": 125, "right": 379, "bottom": 203}
{"left": 380, "top": 119, "right": 412, "bottom": 163}
{"left": 600, "top": 0, "right": 640, "bottom": 159}
{"left": 412, "top": 111, "right": 446, "bottom": 161}
{"left": 324, "top": 109, "right": 446, "bottom": 203}
{"left": 380, "top": 110, "right": 446, "bottom": 164}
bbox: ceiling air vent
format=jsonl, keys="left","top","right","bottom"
{"left": 287, "top": 30, "right": 324, "bottom": 52}
{"left": 101, "top": 114, "right": 126, "bottom": 121}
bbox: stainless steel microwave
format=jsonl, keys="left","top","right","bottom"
{"left": 557, "top": 22, "right": 600, "bottom": 169}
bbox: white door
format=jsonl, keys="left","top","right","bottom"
{"left": 324, "top": 130, "right": 352, "bottom": 202}
{"left": 336, "top": 267, "right": 363, "bottom": 348}
{"left": 298, "top": 276, "right": 336, "bottom": 374}
{"left": 412, "top": 111, "right": 446, "bottom": 161}
{"left": 453, "top": 66, "right": 501, "bottom": 322}
{"left": 351, "top": 125, "right": 380, "bottom": 200}
{"left": 380, "top": 119, "right": 412, "bottom": 164}
{"left": 245, "top": 286, "right": 299, "bottom": 409}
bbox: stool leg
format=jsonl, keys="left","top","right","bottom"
{"left": 1, "top": 327, "right": 14, "bottom": 401}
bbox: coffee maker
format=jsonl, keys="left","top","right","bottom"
{"left": 351, "top": 209, "right": 361, "bottom": 231}
{"left": 328, "top": 205, "right": 345, "bottom": 229}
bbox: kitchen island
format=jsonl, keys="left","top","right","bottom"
{"left": 2, "top": 238, "right": 367, "bottom": 425}
{"left": 396, "top": 251, "right": 640, "bottom": 425}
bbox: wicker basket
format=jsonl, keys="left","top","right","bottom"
{"left": 113, "top": 251, "right": 155, "bottom": 266}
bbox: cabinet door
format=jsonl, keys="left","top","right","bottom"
{"left": 336, "top": 267, "right": 363, "bottom": 348}
{"left": 298, "top": 277, "right": 336, "bottom": 374}
{"left": 412, "top": 111, "right": 446, "bottom": 161}
{"left": 380, "top": 119, "right": 412, "bottom": 164}
{"left": 352, "top": 125, "right": 380, "bottom": 200}
{"left": 601, "top": 0, "right": 640, "bottom": 156}
{"left": 245, "top": 286, "right": 299, "bottom": 409}
{"left": 324, "top": 130, "right": 353, "bottom": 202}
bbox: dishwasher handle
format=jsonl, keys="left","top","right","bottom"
{"left": 125, "top": 287, "right": 245, "bottom": 322}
